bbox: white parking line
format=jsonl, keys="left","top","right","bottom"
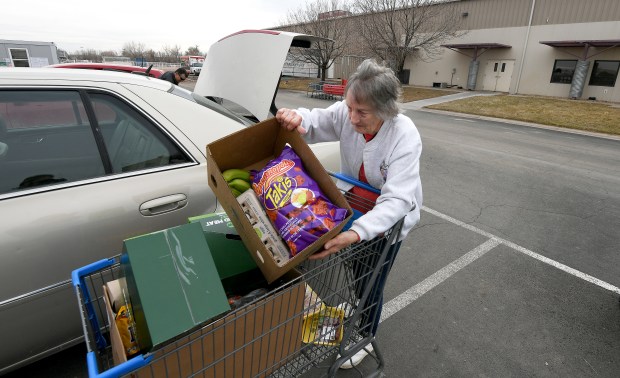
{"left": 502, "top": 239, "right": 620, "bottom": 295}
{"left": 423, "top": 206, "right": 620, "bottom": 295}
{"left": 381, "top": 238, "right": 500, "bottom": 322}
{"left": 380, "top": 206, "right": 620, "bottom": 323}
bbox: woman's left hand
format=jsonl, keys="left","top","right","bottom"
{"left": 308, "top": 230, "right": 360, "bottom": 260}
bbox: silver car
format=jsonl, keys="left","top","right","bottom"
{"left": 0, "top": 30, "right": 339, "bottom": 374}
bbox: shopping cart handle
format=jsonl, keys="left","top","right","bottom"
{"left": 71, "top": 258, "right": 116, "bottom": 287}
{"left": 328, "top": 171, "right": 381, "bottom": 195}
{"left": 87, "top": 351, "right": 152, "bottom": 378}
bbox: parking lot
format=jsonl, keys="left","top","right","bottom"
{"left": 279, "top": 89, "right": 620, "bottom": 377}
{"left": 8, "top": 87, "right": 620, "bottom": 377}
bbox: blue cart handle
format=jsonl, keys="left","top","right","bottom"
{"left": 87, "top": 351, "right": 152, "bottom": 378}
{"left": 71, "top": 257, "right": 118, "bottom": 351}
{"left": 328, "top": 171, "right": 381, "bottom": 195}
{"left": 71, "top": 258, "right": 116, "bottom": 287}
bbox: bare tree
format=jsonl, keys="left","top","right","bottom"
{"left": 161, "top": 44, "right": 182, "bottom": 63}
{"left": 100, "top": 50, "right": 119, "bottom": 58}
{"left": 143, "top": 49, "right": 157, "bottom": 62}
{"left": 283, "top": 0, "right": 353, "bottom": 80}
{"left": 352, "top": 0, "right": 464, "bottom": 78}
{"left": 122, "top": 41, "right": 147, "bottom": 59}
{"left": 185, "top": 45, "right": 204, "bottom": 56}
{"left": 72, "top": 48, "right": 101, "bottom": 62}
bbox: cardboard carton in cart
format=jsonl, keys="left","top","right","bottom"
{"left": 72, "top": 238, "right": 305, "bottom": 377}
{"left": 101, "top": 268, "right": 305, "bottom": 378}
{"left": 207, "top": 118, "right": 352, "bottom": 283}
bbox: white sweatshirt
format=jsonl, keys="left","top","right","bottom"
{"left": 296, "top": 101, "right": 423, "bottom": 242}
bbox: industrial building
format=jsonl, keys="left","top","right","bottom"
{"left": 0, "top": 40, "right": 60, "bottom": 67}
{"left": 285, "top": 0, "right": 620, "bottom": 102}
{"left": 406, "top": 0, "right": 620, "bottom": 102}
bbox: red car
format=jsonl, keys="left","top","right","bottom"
{"left": 47, "top": 62, "right": 164, "bottom": 78}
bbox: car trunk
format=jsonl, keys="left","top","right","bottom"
{"left": 194, "top": 30, "right": 326, "bottom": 122}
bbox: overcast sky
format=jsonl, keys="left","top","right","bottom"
{"left": 2, "top": 0, "right": 309, "bottom": 54}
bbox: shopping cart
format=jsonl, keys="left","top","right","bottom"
{"left": 72, "top": 173, "right": 404, "bottom": 378}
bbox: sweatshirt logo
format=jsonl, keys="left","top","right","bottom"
{"left": 380, "top": 161, "right": 389, "bottom": 182}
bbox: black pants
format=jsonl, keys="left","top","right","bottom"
{"left": 352, "top": 240, "right": 402, "bottom": 337}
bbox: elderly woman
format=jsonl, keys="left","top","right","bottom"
{"left": 276, "top": 59, "right": 423, "bottom": 368}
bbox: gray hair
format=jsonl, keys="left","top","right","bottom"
{"left": 345, "top": 59, "right": 402, "bottom": 120}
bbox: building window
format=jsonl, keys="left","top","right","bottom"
{"left": 588, "top": 60, "right": 620, "bottom": 87}
{"left": 9, "top": 48, "right": 30, "bottom": 68}
{"left": 550, "top": 60, "right": 577, "bottom": 84}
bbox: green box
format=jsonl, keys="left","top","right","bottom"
{"left": 188, "top": 212, "right": 257, "bottom": 280}
{"left": 122, "top": 222, "right": 231, "bottom": 352}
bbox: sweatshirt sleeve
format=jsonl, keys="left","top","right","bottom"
{"left": 295, "top": 101, "right": 348, "bottom": 143}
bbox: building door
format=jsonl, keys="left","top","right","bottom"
{"left": 482, "top": 60, "right": 514, "bottom": 92}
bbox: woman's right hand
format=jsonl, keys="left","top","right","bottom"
{"left": 308, "top": 230, "right": 360, "bottom": 260}
{"left": 276, "top": 108, "right": 306, "bottom": 134}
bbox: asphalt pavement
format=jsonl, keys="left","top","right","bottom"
{"left": 278, "top": 89, "right": 620, "bottom": 377}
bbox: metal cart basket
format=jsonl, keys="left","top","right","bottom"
{"left": 72, "top": 173, "right": 404, "bottom": 378}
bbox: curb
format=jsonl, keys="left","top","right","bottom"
{"left": 409, "top": 107, "right": 620, "bottom": 141}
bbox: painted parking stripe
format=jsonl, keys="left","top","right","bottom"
{"left": 422, "top": 206, "right": 620, "bottom": 295}
{"left": 381, "top": 238, "right": 500, "bottom": 323}
{"left": 502, "top": 239, "right": 620, "bottom": 295}
{"left": 380, "top": 206, "right": 620, "bottom": 323}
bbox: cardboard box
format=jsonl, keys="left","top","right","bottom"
{"left": 235, "top": 190, "right": 290, "bottom": 266}
{"left": 122, "top": 222, "right": 231, "bottom": 352}
{"left": 104, "top": 284, "right": 133, "bottom": 367}
{"left": 105, "top": 269, "right": 305, "bottom": 377}
{"left": 188, "top": 212, "right": 257, "bottom": 280}
{"left": 206, "top": 118, "right": 352, "bottom": 283}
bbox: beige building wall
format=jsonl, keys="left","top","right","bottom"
{"left": 329, "top": 55, "right": 367, "bottom": 80}
{"left": 445, "top": 0, "right": 620, "bottom": 29}
{"left": 279, "top": 0, "right": 620, "bottom": 101}
{"left": 519, "top": 21, "right": 620, "bottom": 102}
{"left": 405, "top": 0, "right": 620, "bottom": 102}
{"left": 406, "top": 27, "right": 524, "bottom": 91}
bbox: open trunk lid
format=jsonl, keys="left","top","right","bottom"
{"left": 194, "top": 30, "right": 326, "bottom": 122}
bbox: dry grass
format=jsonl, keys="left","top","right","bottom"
{"left": 278, "top": 78, "right": 461, "bottom": 100}
{"left": 278, "top": 77, "right": 620, "bottom": 136}
{"left": 279, "top": 77, "right": 317, "bottom": 91}
{"left": 400, "top": 86, "right": 461, "bottom": 102}
{"left": 428, "top": 94, "right": 620, "bottom": 136}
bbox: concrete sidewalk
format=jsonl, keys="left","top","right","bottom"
{"left": 400, "top": 90, "right": 499, "bottom": 110}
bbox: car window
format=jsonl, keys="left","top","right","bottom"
{"left": 91, "top": 93, "right": 192, "bottom": 173}
{"left": 0, "top": 90, "right": 104, "bottom": 194}
{"left": 0, "top": 89, "right": 192, "bottom": 196}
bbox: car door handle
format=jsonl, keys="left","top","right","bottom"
{"left": 139, "top": 194, "right": 188, "bottom": 216}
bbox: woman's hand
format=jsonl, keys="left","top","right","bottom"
{"left": 308, "top": 230, "right": 360, "bottom": 260}
{"left": 276, "top": 108, "right": 306, "bottom": 134}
